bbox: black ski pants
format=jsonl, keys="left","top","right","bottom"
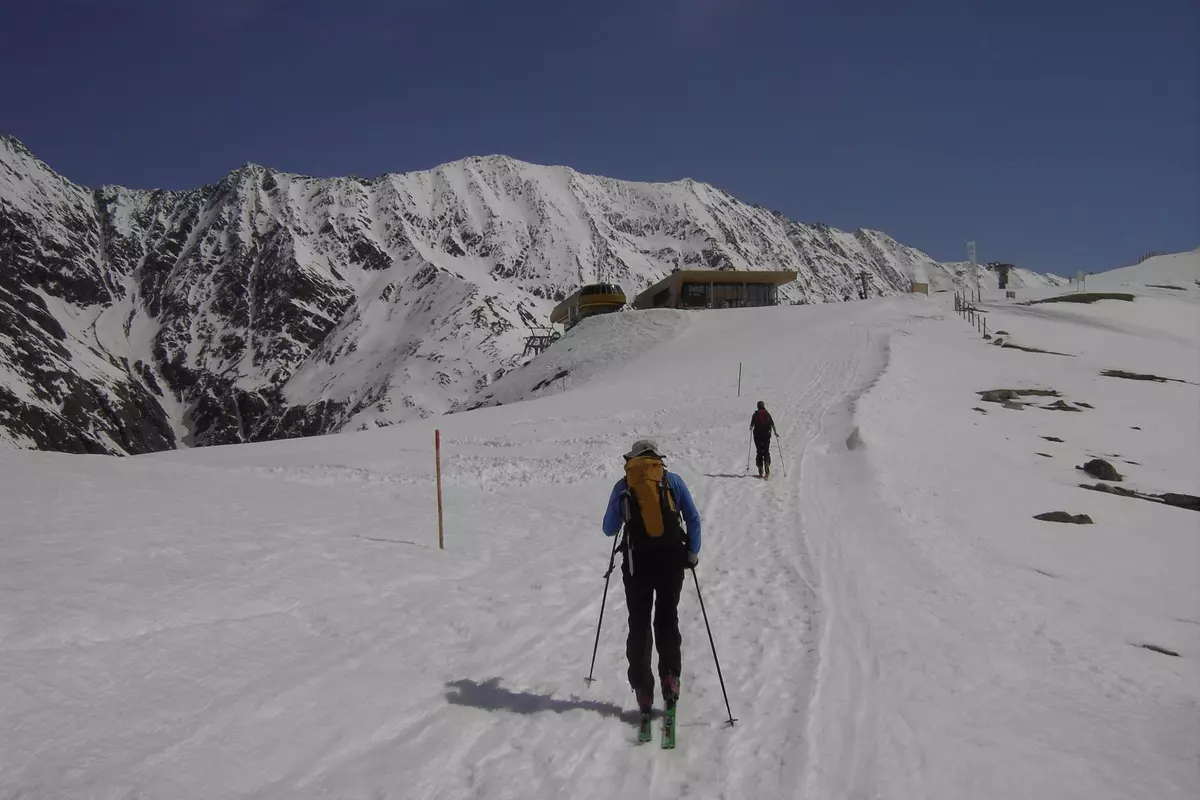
{"left": 621, "top": 546, "right": 685, "bottom": 693}
{"left": 754, "top": 434, "right": 772, "bottom": 470}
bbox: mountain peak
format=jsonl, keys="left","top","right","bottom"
{"left": 0, "top": 137, "right": 1067, "bottom": 456}
{"left": 0, "top": 134, "right": 49, "bottom": 169}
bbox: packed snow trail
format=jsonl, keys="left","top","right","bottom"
{"left": 2, "top": 285, "right": 1195, "bottom": 799}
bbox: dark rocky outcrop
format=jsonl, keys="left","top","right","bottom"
{"left": 999, "top": 342, "right": 1076, "bottom": 356}
{"left": 1079, "top": 483, "right": 1200, "bottom": 513}
{"left": 1077, "top": 459, "right": 1123, "bottom": 482}
{"left": 1030, "top": 292, "right": 1134, "bottom": 304}
{"left": 1034, "top": 511, "right": 1094, "bottom": 524}
{"left": 978, "top": 388, "right": 1059, "bottom": 404}
{"left": 1138, "top": 643, "right": 1180, "bottom": 657}
{"left": 1160, "top": 493, "right": 1200, "bottom": 512}
{"left": 1101, "top": 369, "right": 1190, "bottom": 384}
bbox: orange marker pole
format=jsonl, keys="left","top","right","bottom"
{"left": 435, "top": 429, "right": 444, "bottom": 550}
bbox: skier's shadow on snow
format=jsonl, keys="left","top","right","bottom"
{"left": 445, "top": 677, "right": 654, "bottom": 723}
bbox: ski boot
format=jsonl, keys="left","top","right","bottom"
{"left": 661, "top": 675, "right": 679, "bottom": 749}
{"left": 635, "top": 687, "right": 654, "bottom": 743}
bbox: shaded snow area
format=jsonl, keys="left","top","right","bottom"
{"left": 454, "top": 308, "right": 692, "bottom": 412}
{"left": 1, "top": 254, "right": 1197, "bottom": 799}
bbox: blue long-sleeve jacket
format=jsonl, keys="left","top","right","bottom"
{"left": 602, "top": 472, "right": 702, "bottom": 555}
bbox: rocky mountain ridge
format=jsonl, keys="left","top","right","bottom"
{"left": 0, "top": 135, "right": 1063, "bottom": 454}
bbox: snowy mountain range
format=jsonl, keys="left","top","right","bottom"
{"left": 0, "top": 135, "right": 1064, "bottom": 455}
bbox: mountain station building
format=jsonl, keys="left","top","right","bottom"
{"left": 631, "top": 269, "right": 798, "bottom": 311}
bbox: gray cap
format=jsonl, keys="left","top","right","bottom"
{"left": 623, "top": 438, "right": 662, "bottom": 460}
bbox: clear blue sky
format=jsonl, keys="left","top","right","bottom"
{"left": 2, "top": 0, "right": 1195, "bottom": 275}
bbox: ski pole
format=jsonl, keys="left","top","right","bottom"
{"left": 585, "top": 532, "right": 622, "bottom": 685}
{"left": 691, "top": 568, "right": 737, "bottom": 726}
{"left": 745, "top": 436, "right": 752, "bottom": 474}
{"left": 775, "top": 432, "right": 787, "bottom": 478}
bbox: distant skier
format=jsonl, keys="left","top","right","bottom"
{"left": 602, "top": 438, "right": 702, "bottom": 720}
{"left": 749, "top": 400, "right": 777, "bottom": 479}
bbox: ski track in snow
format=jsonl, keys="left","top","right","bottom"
{"left": 2, "top": 265, "right": 1198, "bottom": 799}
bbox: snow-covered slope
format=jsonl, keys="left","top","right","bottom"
{"left": 2, "top": 288, "right": 1195, "bottom": 799}
{"left": 0, "top": 135, "right": 1066, "bottom": 454}
{"left": 456, "top": 308, "right": 692, "bottom": 412}
{"left": 1086, "top": 248, "right": 1200, "bottom": 290}
{"left": 927, "top": 259, "right": 1070, "bottom": 291}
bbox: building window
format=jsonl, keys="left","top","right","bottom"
{"left": 745, "top": 282, "right": 770, "bottom": 306}
{"left": 712, "top": 282, "right": 743, "bottom": 308}
{"left": 681, "top": 283, "right": 709, "bottom": 308}
{"left": 659, "top": 278, "right": 781, "bottom": 310}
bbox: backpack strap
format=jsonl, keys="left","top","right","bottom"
{"left": 660, "top": 481, "right": 679, "bottom": 516}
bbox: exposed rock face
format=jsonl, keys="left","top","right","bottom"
{"left": 1034, "top": 511, "right": 1094, "bottom": 524}
{"left": 1078, "top": 459, "right": 1123, "bottom": 482}
{"left": 0, "top": 136, "right": 1067, "bottom": 454}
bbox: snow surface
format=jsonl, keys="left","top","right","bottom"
{"left": 1086, "top": 248, "right": 1200, "bottom": 290}
{"left": 1, "top": 254, "right": 1196, "bottom": 799}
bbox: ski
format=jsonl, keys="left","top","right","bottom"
{"left": 637, "top": 712, "right": 653, "bottom": 744}
{"left": 661, "top": 702, "right": 677, "bottom": 749}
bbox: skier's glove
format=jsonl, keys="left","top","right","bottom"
{"left": 686, "top": 552, "right": 699, "bottom": 569}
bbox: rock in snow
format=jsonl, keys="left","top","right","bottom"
{"left": 0, "top": 135, "right": 1065, "bottom": 454}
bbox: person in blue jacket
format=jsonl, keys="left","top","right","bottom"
{"left": 603, "top": 438, "right": 702, "bottom": 714}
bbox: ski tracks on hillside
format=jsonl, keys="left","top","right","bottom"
{"left": 662, "top": 312, "right": 909, "bottom": 799}
{"left": 396, "top": 310, "right": 916, "bottom": 800}
{"left": 795, "top": 319, "right": 938, "bottom": 800}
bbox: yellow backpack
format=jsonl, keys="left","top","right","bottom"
{"left": 622, "top": 455, "right": 685, "bottom": 548}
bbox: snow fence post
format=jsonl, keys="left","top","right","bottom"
{"left": 435, "top": 429, "right": 445, "bottom": 550}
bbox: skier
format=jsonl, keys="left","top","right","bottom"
{"left": 602, "top": 438, "right": 702, "bottom": 733}
{"left": 749, "top": 400, "right": 777, "bottom": 479}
